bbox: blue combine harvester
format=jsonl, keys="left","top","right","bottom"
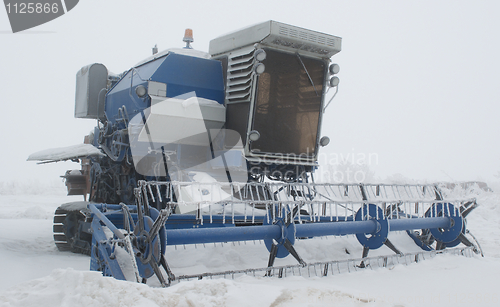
{"left": 29, "top": 21, "right": 482, "bottom": 286}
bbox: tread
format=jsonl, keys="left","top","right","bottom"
{"left": 53, "top": 205, "right": 92, "bottom": 255}
{"left": 53, "top": 215, "right": 66, "bottom": 224}
{"left": 53, "top": 234, "right": 68, "bottom": 242}
{"left": 55, "top": 242, "right": 71, "bottom": 251}
{"left": 53, "top": 224, "right": 64, "bottom": 233}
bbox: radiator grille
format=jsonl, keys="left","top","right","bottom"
{"left": 278, "top": 25, "right": 337, "bottom": 48}
{"left": 226, "top": 48, "right": 256, "bottom": 103}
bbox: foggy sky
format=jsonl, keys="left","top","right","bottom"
{"left": 1, "top": 0, "right": 499, "bottom": 184}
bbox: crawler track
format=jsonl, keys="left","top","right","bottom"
{"left": 53, "top": 202, "right": 92, "bottom": 255}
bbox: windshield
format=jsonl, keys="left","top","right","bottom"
{"left": 250, "top": 49, "right": 326, "bottom": 160}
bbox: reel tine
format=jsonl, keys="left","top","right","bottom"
{"left": 461, "top": 201, "right": 478, "bottom": 217}
{"left": 149, "top": 257, "right": 168, "bottom": 287}
{"left": 384, "top": 239, "right": 403, "bottom": 255}
{"left": 283, "top": 238, "right": 306, "bottom": 267}
{"left": 465, "top": 230, "right": 484, "bottom": 256}
{"left": 266, "top": 241, "right": 279, "bottom": 276}
{"left": 358, "top": 246, "right": 369, "bottom": 268}
{"left": 458, "top": 233, "right": 473, "bottom": 247}
{"left": 160, "top": 254, "right": 175, "bottom": 283}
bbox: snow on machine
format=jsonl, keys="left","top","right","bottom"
{"left": 29, "top": 21, "right": 482, "bottom": 286}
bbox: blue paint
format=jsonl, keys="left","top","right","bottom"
{"left": 89, "top": 201, "right": 463, "bottom": 280}
{"left": 425, "top": 203, "right": 463, "bottom": 243}
{"left": 295, "top": 219, "right": 378, "bottom": 237}
{"left": 390, "top": 217, "right": 450, "bottom": 231}
{"left": 105, "top": 51, "right": 225, "bottom": 126}
{"left": 166, "top": 225, "right": 281, "bottom": 245}
{"left": 262, "top": 208, "right": 296, "bottom": 258}
{"left": 355, "top": 204, "right": 389, "bottom": 249}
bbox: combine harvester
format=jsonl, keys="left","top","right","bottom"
{"left": 29, "top": 21, "right": 482, "bottom": 286}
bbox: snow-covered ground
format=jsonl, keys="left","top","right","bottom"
{"left": 0, "top": 181, "right": 499, "bottom": 307}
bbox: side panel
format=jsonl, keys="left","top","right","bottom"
{"left": 75, "top": 63, "right": 107, "bottom": 120}
{"left": 104, "top": 53, "right": 225, "bottom": 125}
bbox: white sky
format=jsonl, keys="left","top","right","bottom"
{"left": 1, "top": 0, "right": 499, "bottom": 184}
